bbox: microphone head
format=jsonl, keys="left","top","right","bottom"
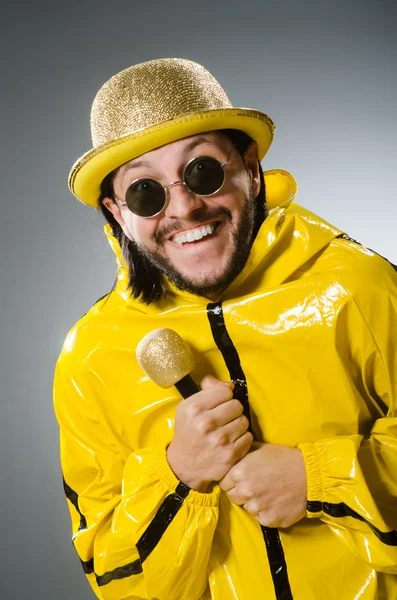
{"left": 136, "top": 328, "right": 195, "bottom": 388}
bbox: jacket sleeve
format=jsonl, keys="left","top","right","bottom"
{"left": 54, "top": 354, "right": 219, "bottom": 600}
{"left": 299, "top": 257, "right": 397, "bottom": 573}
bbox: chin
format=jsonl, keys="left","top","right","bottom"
{"left": 168, "top": 263, "right": 238, "bottom": 298}
{"left": 178, "top": 267, "right": 227, "bottom": 287}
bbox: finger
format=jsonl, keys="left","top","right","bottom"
{"left": 219, "top": 465, "right": 237, "bottom": 491}
{"left": 200, "top": 375, "right": 234, "bottom": 391}
{"left": 209, "top": 400, "right": 245, "bottom": 428}
{"left": 191, "top": 381, "right": 234, "bottom": 411}
{"left": 231, "top": 430, "right": 254, "bottom": 462}
{"left": 219, "top": 478, "right": 228, "bottom": 491}
{"left": 244, "top": 499, "right": 263, "bottom": 516}
{"left": 256, "top": 512, "right": 278, "bottom": 528}
{"left": 217, "top": 415, "right": 249, "bottom": 444}
{"left": 226, "top": 488, "right": 247, "bottom": 506}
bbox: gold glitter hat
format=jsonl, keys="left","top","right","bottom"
{"left": 68, "top": 58, "right": 282, "bottom": 208}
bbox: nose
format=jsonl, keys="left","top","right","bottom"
{"left": 164, "top": 181, "right": 205, "bottom": 219}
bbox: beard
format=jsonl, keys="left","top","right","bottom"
{"left": 135, "top": 192, "right": 255, "bottom": 298}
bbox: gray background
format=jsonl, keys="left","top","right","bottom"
{"left": 1, "top": 0, "right": 396, "bottom": 598}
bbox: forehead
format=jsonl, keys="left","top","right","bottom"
{"left": 118, "top": 131, "right": 228, "bottom": 175}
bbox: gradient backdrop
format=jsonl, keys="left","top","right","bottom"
{"left": 1, "top": 1, "right": 396, "bottom": 598}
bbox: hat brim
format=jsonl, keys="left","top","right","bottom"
{"left": 69, "top": 108, "right": 274, "bottom": 208}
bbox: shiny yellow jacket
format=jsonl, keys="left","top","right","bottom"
{"left": 54, "top": 200, "right": 397, "bottom": 600}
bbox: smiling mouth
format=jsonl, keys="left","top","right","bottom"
{"left": 171, "top": 222, "right": 219, "bottom": 246}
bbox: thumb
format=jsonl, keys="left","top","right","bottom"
{"left": 200, "top": 375, "right": 234, "bottom": 391}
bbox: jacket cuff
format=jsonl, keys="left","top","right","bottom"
{"left": 154, "top": 446, "right": 221, "bottom": 508}
{"left": 298, "top": 442, "right": 323, "bottom": 516}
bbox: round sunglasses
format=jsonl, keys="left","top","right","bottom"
{"left": 114, "top": 146, "right": 234, "bottom": 218}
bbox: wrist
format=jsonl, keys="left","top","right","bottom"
{"left": 166, "top": 445, "right": 209, "bottom": 493}
{"left": 183, "top": 479, "right": 209, "bottom": 493}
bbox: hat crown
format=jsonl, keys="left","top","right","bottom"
{"left": 91, "top": 58, "right": 233, "bottom": 148}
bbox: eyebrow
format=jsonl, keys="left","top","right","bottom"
{"left": 180, "top": 136, "right": 221, "bottom": 155}
{"left": 121, "top": 136, "right": 222, "bottom": 179}
{"left": 122, "top": 159, "right": 153, "bottom": 175}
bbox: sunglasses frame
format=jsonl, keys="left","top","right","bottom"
{"left": 114, "top": 145, "right": 235, "bottom": 218}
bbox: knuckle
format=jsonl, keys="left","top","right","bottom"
{"left": 200, "top": 374, "right": 216, "bottom": 389}
{"left": 186, "top": 403, "right": 200, "bottom": 419}
{"left": 239, "top": 415, "right": 249, "bottom": 430}
{"left": 214, "top": 430, "right": 228, "bottom": 447}
{"left": 234, "top": 431, "right": 252, "bottom": 454}
{"left": 255, "top": 511, "right": 269, "bottom": 526}
{"left": 197, "top": 416, "right": 214, "bottom": 435}
{"left": 244, "top": 431, "right": 254, "bottom": 445}
{"left": 230, "top": 399, "right": 243, "bottom": 414}
{"left": 278, "top": 517, "right": 289, "bottom": 529}
{"left": 240, "top": 483, "right": 253, "bottom": 498}
{"left": 262, "top": 510, "right": 278, "bottom": 528}
{"left": 248, "top": 500, "right": 261, "bottom": 514}
{"left": 230, "top": 464, "right": 242, "bottom": 480}
{"left": 257, "top": 513, "right": 267, "bottom": 526}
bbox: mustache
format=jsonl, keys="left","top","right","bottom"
{"left": 154, "top": 206, "right": 232, "bottom": 245}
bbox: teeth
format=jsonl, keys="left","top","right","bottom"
{"left": 172, "top": 223, "right": 216, "bottom": 245}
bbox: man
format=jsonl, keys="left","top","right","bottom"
{"left": 54, "top": 58, "right": 397, "bottom": 600}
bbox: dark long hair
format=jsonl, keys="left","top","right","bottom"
{"left": 98, "top": 129, "right": 267, "bottom": 304}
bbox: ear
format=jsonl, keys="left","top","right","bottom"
{"left": 243, "top": 141, "right": 261, "bottom": 198}
{"left": 102, "top": 197, "right": 134, "bottom": 240}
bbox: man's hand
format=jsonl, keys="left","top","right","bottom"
{"left": 219, "top": 442, "right": 307, "bottom": 528}
{"left": 167, "top": 375, "right": 253, "bottom": 493}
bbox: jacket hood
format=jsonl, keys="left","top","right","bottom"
{"left": 104, "top": 200, "right": 344, "bottom": 311}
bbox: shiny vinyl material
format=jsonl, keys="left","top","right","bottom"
{"left": 54, "top": 201, "right": 397, "bottom": 600}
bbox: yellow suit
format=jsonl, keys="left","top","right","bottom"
{"left": 54, "top": 201, "right": 397, "bottom": 599}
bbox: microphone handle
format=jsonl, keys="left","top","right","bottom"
{"left": 174, "top": 374, "right": 200, "bottom": 399}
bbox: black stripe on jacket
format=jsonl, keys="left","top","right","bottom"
{"left": 307, "top": 501, "right": 397, "bottom": 546}
{"left": 63, "top": 477, "right": 87, "bottom": 532}
{"left": 206, "top": 301, "right": 293, "bottom": 600}
{"left": 62, "top": 479, "right": 190, "bottom": 586}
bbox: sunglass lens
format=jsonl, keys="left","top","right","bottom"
{"left": 185, "top": 157, "right": 224, "bottom": 196}
{"left": 125, "top": 179, "right": 166, "bottom": 217}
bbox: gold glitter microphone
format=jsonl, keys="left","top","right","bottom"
{"left": 136, "top": 328, "right": 200, "bottom": 398}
